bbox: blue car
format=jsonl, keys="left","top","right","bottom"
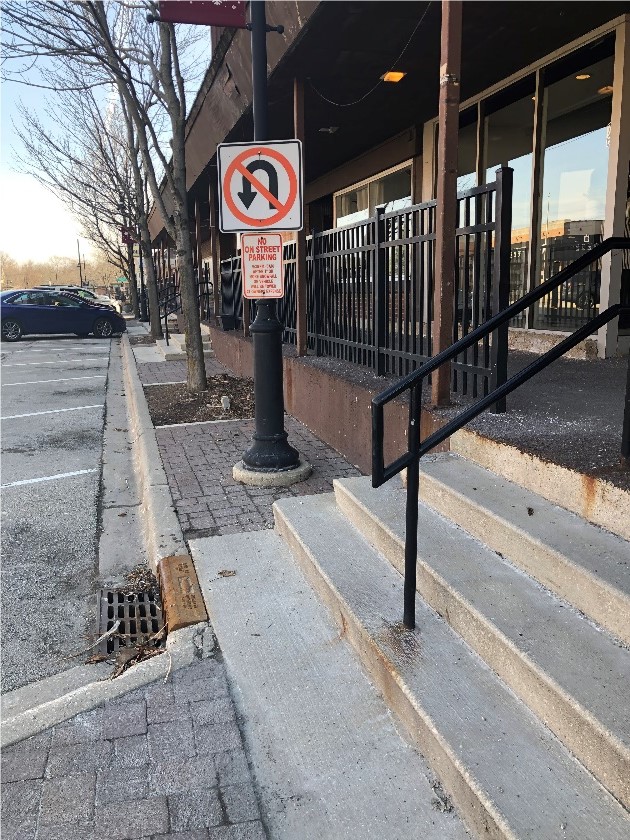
{"left": 0, "top": 288, "right": 127, "bottom": 341}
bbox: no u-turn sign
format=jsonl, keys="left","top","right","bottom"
{"left": 217, "top": 140, "right": 303, "bottom": 233}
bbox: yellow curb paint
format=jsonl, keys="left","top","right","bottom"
{"left": 158, "top": 555, "right": 208, "bottom": 631}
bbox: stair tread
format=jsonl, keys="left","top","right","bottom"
{"left": 274, "top": 494, "right": 630, "bottom": 839}
{"left": 337, "top": 476, "right": 630, "bottom": 755}
{"left": 191, "top": 530, "right": 469, "bottom": 840}
{"left": 420, "top": 453, "right": 630, "bottom": 599}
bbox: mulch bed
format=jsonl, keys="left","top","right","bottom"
{"left": 144, "top": 374, "right": 255, "bottom": 425}
{"left": 129, "top": 335, "right": 156, "bottom": 346}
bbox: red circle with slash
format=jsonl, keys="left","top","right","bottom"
{"left": 223, "top": 146, "right": 298, "bottom": 228}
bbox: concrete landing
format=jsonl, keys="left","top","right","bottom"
{"left": 190, "top": 530, "right": 469, "bottom": 840}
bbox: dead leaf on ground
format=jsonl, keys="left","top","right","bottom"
{"left": 85, "top": 653, "right": 110, "bottom": 664}
{"left": 218, "top": 569, "right": 237, "bottom": 578}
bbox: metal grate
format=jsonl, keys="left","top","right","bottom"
{"left": 96, "top": 589, "right": 165, "bottom": 655}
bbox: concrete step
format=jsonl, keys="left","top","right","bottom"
{"left": 190, "top": 530, "right": 470, "bottom": 840}
{"left": 451, "top": 429, "right": 630, "bottom": 540}
{"left": 332, "top": 476, "right": 630, "bottom": 810}
{"left": 273, "top": 494, "right": 630, "bottom": 839}
{"left": 156, "top": 333, "right": 213, "bottom": 361}
{"left": 417, "top": 453, "right": 630, "bottom": 644}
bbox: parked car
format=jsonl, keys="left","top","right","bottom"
{"left": 35, "top": 285, "right": 123, "bottom": 314}
{"left": 0, "top": 288, "right": 127, "bottom": 341}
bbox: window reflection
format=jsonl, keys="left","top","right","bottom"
{"left": 484, "top": 80, "right": 535, "bottom": 324}
{"left": 336, "top": 165, "right": 412, "bottom": 227}
{"left": 535, "top": 52, "right": 614, "bottom": 330}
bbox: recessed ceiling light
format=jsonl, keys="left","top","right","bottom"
{"left": 575, "top": 73, "right": 591, "bottom": 80}
{"left": 318, "top": 126, "right": 338, "bottom": 135}
{"left": 381, "top": 71, "right": 406, "bottom": 83}
{"left": 598, "top": 85, "right": 614, "bottom": 95}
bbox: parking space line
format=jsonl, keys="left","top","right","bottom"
{"left": 1, "top": 468, "right": 98, "bottom": 488}
{"left": 2, "top": 404, "right": 104, "bottom": 420}
{"left": 2, "top": 375, "right": 106, "bottom": 387}
{"left": 1, "top": 359, "right": 106, "bottom": 368}
{"left": 10, "top": 347, "right": 110, "bottom": 353}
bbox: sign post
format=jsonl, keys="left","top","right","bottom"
{"left": 154, "top": 0, "right": 308, "bottom": 482}
{"left": 232, "top": 0, "right": 306, "bottom": 480}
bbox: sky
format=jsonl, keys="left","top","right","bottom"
{"left": 1, "top": 75, "right": 96, "bottom": 264}
{"left": 1, "top": 17, "right": 210, "bottom": 268}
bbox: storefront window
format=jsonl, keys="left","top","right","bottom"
{"left": 535, "top": 45, "right": 614, "bottom": 330}
{"left": 485, "top": 78, "right": 535, "bottom": 317}
{"left": 457, "top": 109, "right": 477, "bottom": 193}
{"left": 335, "top": 164, "right": 412, "bottom": 227}
{"left": 335, "top": 184, "right": 369, "bottom": 227}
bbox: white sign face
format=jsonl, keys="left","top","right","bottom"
{"left": 241, "top": 233, "right": 284, "bottom": 299}
{"left": 218, "top": 140, "right": 303, "bottom": 233}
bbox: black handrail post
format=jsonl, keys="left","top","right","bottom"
{"left": 622, "top": 271, "right": 630, "bottom": 466}
{"left": 620, "top": 349, "right": 630, "bottom": 466}
{"left": 490, "top": 166, "right": 513, "bottom": 412}
{"left": 403, "top": 382, "right": 422, "bottom": 629}
{"left": 374, "top": 205, "right": 387, "bottom": 376}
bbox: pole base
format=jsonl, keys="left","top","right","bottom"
{"left": 233, "top": 459, "right": 312, "bottom": 488}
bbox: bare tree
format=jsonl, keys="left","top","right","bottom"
{"left": 13, "top": 84, "right": 140, "bottom": 312}
{"left": 2, "top": 0, "right": 208, "bottom": 390}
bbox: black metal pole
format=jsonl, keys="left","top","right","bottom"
{"left": 403, "top": 384, "right": 421, "bottom": 629}
{"left": 241, "top": 0, "right": 299, "bottom": 472}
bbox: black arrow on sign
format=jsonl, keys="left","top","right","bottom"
{"left": 237, "top": 160, "right": 279, "bottom": 209}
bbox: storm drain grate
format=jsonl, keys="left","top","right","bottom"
{"left": 96, "top": 589, "right": 165, "bottom": 655}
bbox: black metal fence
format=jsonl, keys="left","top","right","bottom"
{"left": 153, "top": 255, "right": 214, "bottom": 343}
{"left": 534, "top": 235, "right": 602, "bottom": 330}
{"left": 220, "top": 168, "right": 513, "bottom": 400}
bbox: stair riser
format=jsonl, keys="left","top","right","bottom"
{"left": 418, "top": 476, "right": 630, "bottom": 645}
{"left": 273, "top": 505, "right": 515, "bottom": 840}
{"left": 335, "top": 485, "right": 630, "bottom": 810}
{"left": 451, "top": 431, "right": 630, "bottom": 541}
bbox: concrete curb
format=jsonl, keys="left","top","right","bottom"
{"left": 0, "top": 332, "right": 209, "bottom": 747}
{"left": 0, "top": 623, "right": 215, "bottom": 748}
{"left": 121, "top": 334, "right": 188, "bottom": 569}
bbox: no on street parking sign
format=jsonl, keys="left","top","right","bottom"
{"left": 218, "top": 140, "right": 303, "bottom": 233}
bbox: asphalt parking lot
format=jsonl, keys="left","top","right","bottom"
{"left": 1, "top": 335, "right": 112, "bottom": 693}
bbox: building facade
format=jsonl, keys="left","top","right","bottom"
{"left": 149, "top": 1, "right": 630, "bottom": 358}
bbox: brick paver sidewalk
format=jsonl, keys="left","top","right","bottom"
{"left": 137, "top": 351, "right": 362, "bottom": 540}
{"left": 157, "top": 417, "right": 361, "bottom": 540}
{"left": 1, "top": 657, "right": 265, "bottom": 840}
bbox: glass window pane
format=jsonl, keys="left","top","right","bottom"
{"left": 457, "top": 114, "right": 477, "bottom": 193}
{"left": 535, "top": 52, "right": 614, "bottom": 330}
{"left": 485, "top": 84, "right": 535, "bottom": 318}
{"left": 336, "top": 185, "right": 369, "bottom": 227}
{"left": 369, "top": 167, "right": 412, "bottom": 214}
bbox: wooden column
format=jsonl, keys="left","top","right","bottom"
{"left": 527, "top": 67, "right": 547, "bottom": 328}
{"left": 294, "top": 77, "right": 308, "bottom": 355}
{"left": 599, "top": 19, "right": 630, "bottom": 358}
{"left": 431, "top": 0, "right": 462, "bottom": 406}
{"left": 195, "top": 196, "right": 203, "bottom": 319}
{"left": 209, "top": 180, "right": 220, "bottom": 320}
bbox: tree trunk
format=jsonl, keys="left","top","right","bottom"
{"left": 176, "top": 218, "right": 206, "bottom": 391}
{"left": 142, "top": 235, "right": 162, "bottom": 339}
{"left": 127, "top": 242, "right": 140, "bottom": 318}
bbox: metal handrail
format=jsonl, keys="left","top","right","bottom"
{"left": 371, "top": 237, "right": 630, "bottom": 629}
